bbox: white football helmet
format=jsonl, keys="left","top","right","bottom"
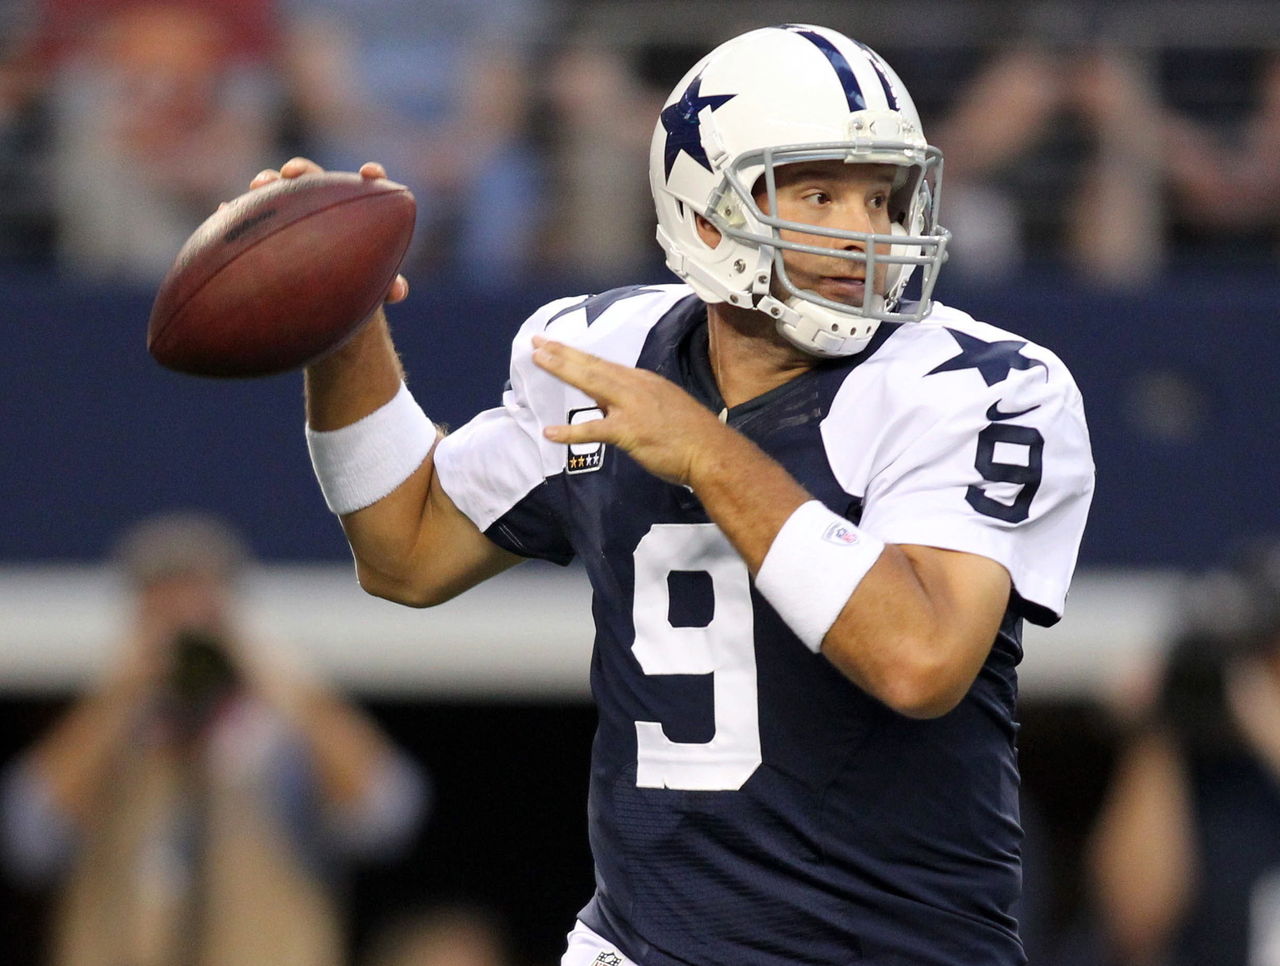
{"left": 649, "top": 24, "right": 949, "bottom": 357}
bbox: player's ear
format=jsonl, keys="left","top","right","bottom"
{"left": 695, "top": 214, "right": 722, "bottom": 249}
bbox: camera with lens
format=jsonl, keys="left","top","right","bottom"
{"left": 169, "top": 629, "right": 239, "bottom": 732}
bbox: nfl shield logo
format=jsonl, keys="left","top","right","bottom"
{"left": 822, "top": 521, "right": 861, "bottom": 546}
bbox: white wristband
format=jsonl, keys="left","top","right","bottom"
{"left": 755, "top": 500, "right": 885, "bottom": 653}
{"left": 306, "top": 382, "right": 436, "bottom": 515}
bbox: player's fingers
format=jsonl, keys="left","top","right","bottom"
{"left": 280, "top": 156, "right": 324, "bottom": 178}
{"left": 543, "top": 417, "right": 612, "bottom": 446}
{"left": 385, "top": 274, "right": 409, "bottom": 304}
{"left": 531, "top": 337, "right": 626, "bottom": 402}
{"left": 359, "top": 161, "right": 389, "bottom": 180}
{"left": 249, "top": 168, "right": 282, "bottom": 190}
{"left": 251, "top": 156, "right": 326, "bottom": 191}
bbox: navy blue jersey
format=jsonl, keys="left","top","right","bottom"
{"left": 435, "top": 285, "right": 1094, "bottom": 964}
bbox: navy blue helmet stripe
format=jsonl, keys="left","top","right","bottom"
{"left": 853, "top": 40, "right": 901, "bottom": 110}
{"left": 779, "top": 25, "right": 866, "bottom": 112}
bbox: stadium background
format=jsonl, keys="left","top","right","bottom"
{"left": 1, "top": 0, "right": 1278, "bottom": 962}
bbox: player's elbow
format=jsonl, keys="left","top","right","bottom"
{"left": 878, "top": 671, "right": 969, "bottom": 719}
{"left": 354, "top": 561, "right": 456, "bottom": 609}
{"left": 827, "top": 636, "right": 970, "bottom": 719}
{"left": 875, "top": 652, "right": 969, "bottom": 718}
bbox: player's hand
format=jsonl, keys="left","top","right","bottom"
{"left": 230, "top": 158, "right": 409, "bottom": 304}
{"left": 531, "top": 336, "right": 729, "bottom": 487}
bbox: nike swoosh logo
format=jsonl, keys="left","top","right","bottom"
{"left": 986, "top": 402, "right": 1040, "bottom": 421}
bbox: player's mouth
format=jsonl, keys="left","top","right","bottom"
{"left": 816, "top": 276, "right": 867, "bottom": 302}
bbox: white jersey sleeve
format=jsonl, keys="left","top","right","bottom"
{"left": 824, "top": 306, "right": 1094, "bottom": 624}
{"left": 433, "top": 285, "right": 692, "bottom": 543}
{"left": 432, "top": 295, "right": 577, "bottom": 535}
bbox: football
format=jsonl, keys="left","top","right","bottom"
{"left": 148, "top": 172, "right": 416, "bottom": 377}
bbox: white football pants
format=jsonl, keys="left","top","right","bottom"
{"left": 560, "top": 920, "right": 640, "bottom": 966}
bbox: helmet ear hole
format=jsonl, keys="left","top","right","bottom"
{"left": 694, "top": 213, "right": 724, "bottom": 249}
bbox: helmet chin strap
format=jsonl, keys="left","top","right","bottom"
{"left": 758, "top": 293, "right": 882, "bottom": 358}
{"left": 660, "top": 223, "right": 885, "bottom": 358}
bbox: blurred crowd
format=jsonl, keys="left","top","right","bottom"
{"left": 0, "top": 0, "right": 1276, "bottom": 288}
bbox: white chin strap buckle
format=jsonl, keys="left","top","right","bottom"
{"left": 757, "top": 294, "right": 879, "bottom": 358}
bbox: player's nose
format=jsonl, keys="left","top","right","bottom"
{"left": 834, "top": 202, "right": 876, "bottom": 240}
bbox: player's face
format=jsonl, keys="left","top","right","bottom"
{"left": 755, "top": 161, "right": 896, "bottom": 306}
{"left": 138, "top": 570, "right": 232, "bottom": 640}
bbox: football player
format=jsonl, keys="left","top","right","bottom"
{"left": 264, "top": 24, "right": 1094, "bottom": 965}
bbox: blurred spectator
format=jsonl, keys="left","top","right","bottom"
{"left": 0, "top": 510, "right": 428, "bottom": 966}
{"left": 362, "top": 903, "right": 512, "bottom": 966}
{"left": 38, "top": 1, "right": 284, "bottom": 282}
{"left": 0, "top": 0, "right": 52, "bottom": 260}
{"left": 543, "top": 36, "right": 696, "bottom": 286}
{"left": 282, "top": 0, "right": 549, "bottom": 280}
{"left": 1160, "top": 49, "right": 1280, "bottom": 264}
{"left": 930, "top": 6, "right": 1165, "bottom": 285}
{"left": 929, "top": 13, "right": 1280, "bottom": 286}
{"left": 0, "top": 0, "right": 283, "bottom": 278}
{"left": 1087, "top": 540, "right": 1280, "bottom": 966}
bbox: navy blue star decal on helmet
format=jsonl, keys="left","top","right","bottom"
{"left": 659, "top": 73, "right": 735, "bottom": 180}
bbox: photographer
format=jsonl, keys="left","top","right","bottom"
{"left": 0, "top": 511, "right": 427, "bottom": 966}
{"left": 1089, "top": 540, "right": 1280, "bottom": 966}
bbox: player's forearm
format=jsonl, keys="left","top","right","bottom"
{"left": 688, "top": 435, "right": 938, "bottom": 706}
{"left": 304, "top": 310, "right": 404, "bottom": 430}
{"left": 685, "top": 428, "right": 810, "bottom": 572}
{"left": 304, "top": 312, "right": 435, "bottom": 591}
{"left": 690, "top": 430, "right": 998, "bottom": 717}
{"left": 338, "top": 463, "right": 435, "bottom": 596}
{"left": 646, "top": 419, "right": 997, "bottom": 716}
{"left": 304, "top": 318, "right": 520, "bottom": 606}
{"left": 822, "top": 547, "right": 975, "bottom": 716}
